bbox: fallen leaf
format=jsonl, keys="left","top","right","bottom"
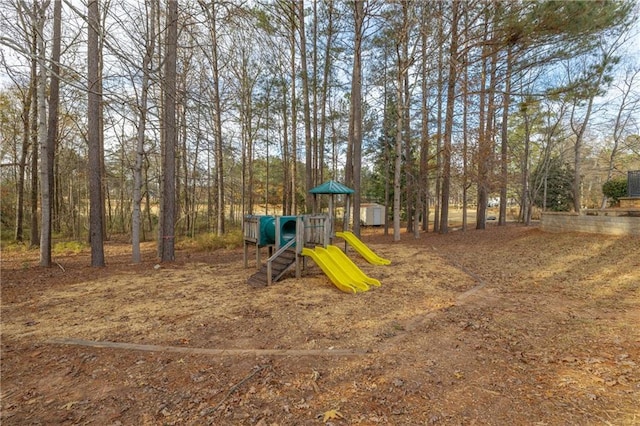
{"left": 60, "top": 401, "right": 78, "bottom": 410}
{"left": 323, "top": 409, "right": 344, "bottom": 422}
{"left": 311, "top": 370, "right": 321, "bottom": 381}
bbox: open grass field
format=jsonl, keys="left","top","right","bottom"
{"left": 1, "top": 224, "right": 639, "bottom": 425}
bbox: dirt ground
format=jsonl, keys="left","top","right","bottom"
{"left": 1, "top": 224, "right": 639, "bottom": 425}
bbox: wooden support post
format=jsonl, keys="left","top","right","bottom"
{"left": 256, "top": 245, "right": 261, "bottom": 270}
{"left": 275, "top": 216, "right": 281, "bottom": 251}
{"left": 296, "top": 216, "right": 303, "bottom": 279}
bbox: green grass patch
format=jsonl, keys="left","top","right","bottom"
{"left": 0, "top": 240, "right": 34, "bottom": 253}
{"left": 177, "top": 229, "right": 243, "bottom": 251}
{"left": 52, "top": 240, "right": 87, "bottom": 256}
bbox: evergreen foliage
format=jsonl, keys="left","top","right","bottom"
{"left": 532, "top": 157, "right": 575, "bottom": 212}
{"left": 602, "top": 176, "right": 628, "bottom": 205}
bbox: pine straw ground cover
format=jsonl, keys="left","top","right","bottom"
{"left": 1, "top": 224, "right": 639, "bottom": 425}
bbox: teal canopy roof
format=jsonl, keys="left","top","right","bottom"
{"left": 309, "top": 180, "right": 354, "bottom": 195}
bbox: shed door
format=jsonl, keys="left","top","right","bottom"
{"left": 373, "top": 207, "right": 382, "bottom": 225}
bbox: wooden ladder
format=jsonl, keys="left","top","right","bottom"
{"left": 247, "top": 248, "right": 296, "bottom": 287}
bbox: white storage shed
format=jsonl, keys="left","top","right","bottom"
{"left": 360, "top": 203, "right": 385, "bottom": 226}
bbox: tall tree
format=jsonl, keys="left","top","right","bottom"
{"left": 391, "top": 1, "right": 409, "bottom": 242}
{"left": 132, "top": 0, "right": 157, "bottom": 263}
{"left": 476, "top": 4, "right": 499, "bottom": 231}
{"left": 40, "top": 0, "right": 61, "bottom": 265}
{"left": 601, "top": 66, "right": 640, "bottom": 208}
{"left": 568, "top": 31, "right": 627, "bottom": 211}
{"left": 36, "top": 0, "right": 50, "bottom": 266}
{"left": 439, "top": 0, "right": 459, "bottom": 234}
{"left": 433, "top": 0, "right": 444, "bottom": 233}
{"left": 498, "top": 45, "right": 513, "bottom": 225}
{"left": 160, "top": 0, "right": 178, "bottom": 261}
{"left": 460, "top": 2, "right": 472, "bottom": 232}
{"left": 347, "top": 0, "right": 364, "bottom": 235}
{"left": 418, "top": 2, "right": 434, "bottom": 233}
{"left": 317, "top": 0, "right": 336, "bottom": 189}
{"left": 29, "top": 16, "right": 39, "bottom": 248}
{"left": 87, "top": 0, "right": 105, "bottom": 266}
{"left": 13, "top": 2, "right": 36, "bottom": 243}
{"left": 14, "top": 83, "right": 31, "bottom": 242}
{"left": 198, "top": 0, "right": 225, "bottom": 235}
{"left": 401, "top": 1, "right": 415, "bottom": 236}
{"left": 298, "top": 0, "right": 314, "bottom": 214}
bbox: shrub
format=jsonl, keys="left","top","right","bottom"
{"left": 53, "top": 241, "right": 87, "bottom": 255}
{"left": 0, "top": 240, "right": 32, "bottom": 253}
{"left": 602, "top": 176, "right": 627, "bottom": 206}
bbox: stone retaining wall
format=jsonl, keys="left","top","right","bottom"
{"left": 620, "top": 197, "right": 640, "bottom": 209}
{"left": 541, "top": 211, "right": 640, "bottom": 236}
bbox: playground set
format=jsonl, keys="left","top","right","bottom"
{"left": 243, "top": 180, "right": 390, "bottom": 293}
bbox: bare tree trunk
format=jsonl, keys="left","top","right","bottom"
{"left": 198, "top": 0, "right": 225, "bottom": 234}
{"left": 160, "top": 0, "right": 178, "bottom": 261}
{"left": 570, "top": 56, "right": 609, "bottom": 212}
{"left": 37, "top": 0, "right": 51, "bottom": 267}
{"left": 312, "top": 0, "right": 319, "bottom": 193}
{"left": 601, "top": 68, "right": 639, "bottom": 208}
{"left": 318, "top": 0, "right": 335, "bottom": 188}
{"left": 462, "top": 82, "right": 469, "bottom": 231}
{"left": 419, "top": 22, "right": 430, "bottom": 234}
{"left": 499, "top": 46, "right": 513, "bottom": 225}
{"left": 381, "top": 49, "right": 391, "bottom": 237}
{"left": 522, "top": 110, "right": 531, "bottom": 225}
{"left": 393, "top": 61, "right": 403, "bottom": 242}
{"left": 87, "top": 0, "right": 105, "bottom": 266}
{"left": 190, "top": 126, "right": 201, "bottom": 235}
{"left": 30, "top": 85, "right": 39, "bottom": 247}
{"left": 461, "top": 42, "right": 470, "bottom": 232}
{"left": 282, "top": 87, "right": 291, "bottom": 215}
{"left": 46, "top": 0, "right": 60, "bottom": 252}
{"left": 15, "top": 46, "right": 35, "bottom": 242}
{"left": 132, "top": 0, "right": 156, "bottom": 263}
{"left": 177, "top": 101, "right": 185, "bottom": 234}
{"left": 237, "top": 52, "right": 255, "bottom": 218}
{"left": 15, "top": 113, "right": 30, "bottom": 242}
{"left": 298, "top": 0, "right": 314, "bottom": 214}
{"left": 402, "top": 4, "right": 412, "bottom": 235}
{"left": 143, "top": 156, "right": 153, "bottom": 238}
{"left": 264, "top": 85, "right": 272, "bottom": 214}
{"left": 572, "top": 85, "right": 601, "bottom": 211}
{"left": 433, "top": 1, "right": 444, "bottom": 233}
{"left": 289, "top": 4, "right": 298, "bottom": 216}
{"left": 28, "top": 6, "right": 39, "bottom": 247}
{"left": 348, "top": 0, "right": 364, "bottom": 235}
{"left": 213, "top": 29, "right": 225, "bottom": 234}
{"left": 476, "top": 15, "right": 492, "bottom": 230}
{"left": 439, "top": 0, "right": 459, "bottom": 234}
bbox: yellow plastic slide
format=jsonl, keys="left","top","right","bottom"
{"left": 335, "top": 231, "right": 391, "bottom": 265}
{"left": 325, "top": 245, "right": 381, "bottom": 287}
{"left": 301, "top": 247, "right": 369, "bottom": 293}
